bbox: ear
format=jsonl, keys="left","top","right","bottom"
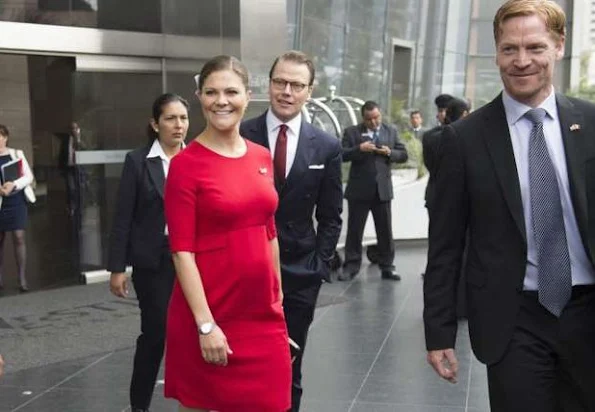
{"left": 306, "top": 85, "right": 313, "bottom": 100}
{"left": 149, "top": 118, "right": 158, "bottom": 132}
{"left": 555, "top": 35, "right": 565, "bottom": 60}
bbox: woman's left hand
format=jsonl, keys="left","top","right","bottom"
{"left": 2, "top": 182, "right": 15, "bottom": 195}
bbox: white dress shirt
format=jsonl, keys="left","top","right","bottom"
{"left": 503, "top": 89, "right": 595, "bottom": 289}
{"left": 146, "top": 138, "right": 185, "bottom": 235}
{"left": 266, "top": 110, "right": 302, "bottom": 178}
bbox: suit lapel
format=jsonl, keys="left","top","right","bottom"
{"left": 146, "top": 156, "right": 165, "bottom": 199}
{"left": 483, "top": 95, "right": 527, "bottom": 242}
{"left": 557, "top": 93, "right": 590, "bottom": 255}
{"left": 246, "top": 112, "right": 270, "bottom": 150}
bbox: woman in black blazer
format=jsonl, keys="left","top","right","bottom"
{"left": 108, "top": 93, "right": 189, "bottom": 412}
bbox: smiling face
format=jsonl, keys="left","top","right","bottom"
{"left": 151, "top": 101, "right": 189, "bottom": 149}
{"left": 495, "top": 14, "right": 564, "bottom": 107}
{"left": 268, "top": 59, "right": 312, "bottom": 122}
{"left": 198, "top": 69, "right": 250, "bottom": 133}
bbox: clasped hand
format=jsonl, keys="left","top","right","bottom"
{"left": 200, "top": 326, "right": 233, "bottom": 366}
{"left": 359, "top": 141, "right": 390, "bottom": 156}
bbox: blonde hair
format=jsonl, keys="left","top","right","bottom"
{"left": 493, "top": 0, "right": 566, "bottom": 43}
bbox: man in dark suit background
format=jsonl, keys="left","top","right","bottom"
{"left": 339, "top": 101, "right": 408, "bottom": 281}
{"left": 407, "top": 109, "right": 427, "bottom": 141}
{"left": 424, "top": 1, "right": 595, "bottom": 410}
{"left": 240, "top": 50, "right": 343, "bottom": 412}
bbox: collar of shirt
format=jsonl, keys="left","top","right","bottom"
{"left": 266, "top": 110, "right": 302, "bottom": 137}
{"left": 146, "top": 138, "right": 186, "bottom": 162}
{"left": 502, "top": 87, "right": 558, "bottom": 126}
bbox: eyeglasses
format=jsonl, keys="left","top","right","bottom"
{"left": 270, "top": 78, "right": 309, "bottom": 93}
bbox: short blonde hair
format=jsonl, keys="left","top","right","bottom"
{"left": 493, "top": 0, "right": 566, "bottom": 43}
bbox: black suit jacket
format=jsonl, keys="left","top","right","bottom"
{"left": 423, "top": 93, "right": 595, "bottom": 364}
{"left": 342, "top": 123, "right": 408, "bottom": 202}
{"left": 240, "top": 112, "right": 343, "bottom": 282}
{"left": 108, "top": 144, "right": 169, "bottom": 273}
{"left": 422, "top": 125, "right": 443, "bottom": 208}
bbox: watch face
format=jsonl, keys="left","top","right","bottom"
{"left": 200, "top": 322, "right": 214, "bottom": 335}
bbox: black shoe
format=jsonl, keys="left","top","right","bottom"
{"left": 19, "top": 285, "right": 29, "bottom": 293}
{"left": 381, "top": 270, "right": 401, "bottom": 281}
{"left": 338, "top": 269, "right": 358, "bottom": 281}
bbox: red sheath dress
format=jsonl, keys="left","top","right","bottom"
{"left": 163, "top": 139, "right": 291, "bottom": 411}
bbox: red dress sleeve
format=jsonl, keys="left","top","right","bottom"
{"left": 165, "top": 154, "right": 196, "bottom": 252}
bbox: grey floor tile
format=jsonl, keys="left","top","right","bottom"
{"left": 0, "top": 386, "right": 37, "bottom": 412}
{"left": 356, "top": 375, "right": 468, "bottom": 407}
{"left": 351, "top": 402, "right": 466, "bottom": 412}
{"left": 11, "top": 387, "right": 129, "bottom": 412}
{"left": 301, "top": 400, "right": 352, "bottom": 412}
{"left": 302, "top": 373, "right": 367, "bottom": 402}
{"left": 303, "top": 352, "right": 378, "bottom": 376}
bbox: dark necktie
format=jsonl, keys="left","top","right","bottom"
{"left": 274, "top": 124, "right": 288, "bottom": 184}
{"left": 525, "top": 108, "right": 572, "bottom": 317}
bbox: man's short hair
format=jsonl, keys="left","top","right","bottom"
{"left": 269, "top": 50, "right": 316, "bottom": 86}
{"left": 434, "top": 94, "right": 454, "bottom": 109}
{"left": 410, "top": 110, "right": 421, "bottom": 117}
{"left": 493, "top": 0, "right": 566, "bottom": 43}
{"left": 361, "top": 100, "right": 379, "bottom": 116}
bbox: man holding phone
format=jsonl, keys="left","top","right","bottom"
{"left": 339, "top": 100, "right": 408, "bottom": 281}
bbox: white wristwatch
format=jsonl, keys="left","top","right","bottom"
{"left": 198, "top": 321, "right": 216, "bottom": 335}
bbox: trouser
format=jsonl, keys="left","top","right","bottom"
{"left": 487, "top": 286, "right": 595, "bottom": 412}
{"left": 282, "top": 275, "right": 323, "bottom": 412}
{"left": 130, "top": 251, "right": 175, "bottom": 410}
{"left": 344, "top": 194, "right": 394, "bottom": 272}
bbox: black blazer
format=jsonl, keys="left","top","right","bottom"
{"left": 342, "top": 123, "right": 408, "bottom": 202}
{"left": 240, "top": 112, "right": 343, "bottom": 282}
{"left": 422, "top": 125, "right": 444, "bottom": 208}
{"left": 108, "top": 144, "right": 168, "bottom": 273}
{"left": 423, "top": 93, "right": 595, "bottom": 364}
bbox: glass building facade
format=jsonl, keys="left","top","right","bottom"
{"left": 289, "top": 0, "right": 575, "bottom": 124}
{"left": 0, "top": 0, "right": 582, "bottom": 293}
{"left": 0, "top": 0, "right": 284, "bottom": 293}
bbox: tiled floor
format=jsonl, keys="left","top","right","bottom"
{"left": 0, "top": 241, "right": 490, "bottom": 411}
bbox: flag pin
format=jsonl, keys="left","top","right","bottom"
{"left": 259, "top": 167, "right": 267, "bottom": 174}
{"left": 570, "top": 124, "right": 581, "bottom": 131}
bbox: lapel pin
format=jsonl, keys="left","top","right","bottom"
{"left": 570, "top": 124, "right": 581, "bottom": 131}
{"left": 259, "top": 167, "right": 267, "bottom": 175}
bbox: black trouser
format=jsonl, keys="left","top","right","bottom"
{"left": 344, "top": 194, "right": 395, "bottom": 272}
{"left": 282, "top": 275, "right": 322, "bottom": 412}
{"left": 130, "top": 251, "right": 175, "bottom": 410}
{"left": 487, "top": 286, "right": 595, "bottom": 412}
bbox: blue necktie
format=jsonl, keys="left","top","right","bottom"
{"left": 525, "top": 108, "right": 571, "bottom": 317}
{"left": 372, "top": 130, "right": 379, "bottom": 145}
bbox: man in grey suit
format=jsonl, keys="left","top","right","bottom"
{"left": 424, "top": 1, "right": 595, "bottom": 410}
{"left": 339, "top": 101, "right": 408, "bottom": 281}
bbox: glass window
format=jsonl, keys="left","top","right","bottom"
{"left": 73, "top": 71, "right": 163, "bottom": 150}
{"left": 162, "top": 0, "right": 221, "bottom": 37}
{"left": 0, "top": 0, "right": 161, "bottom": 32}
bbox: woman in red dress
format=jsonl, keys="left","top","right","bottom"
{"left": 164, "top": 55, "right": 291, "bottom": 412}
